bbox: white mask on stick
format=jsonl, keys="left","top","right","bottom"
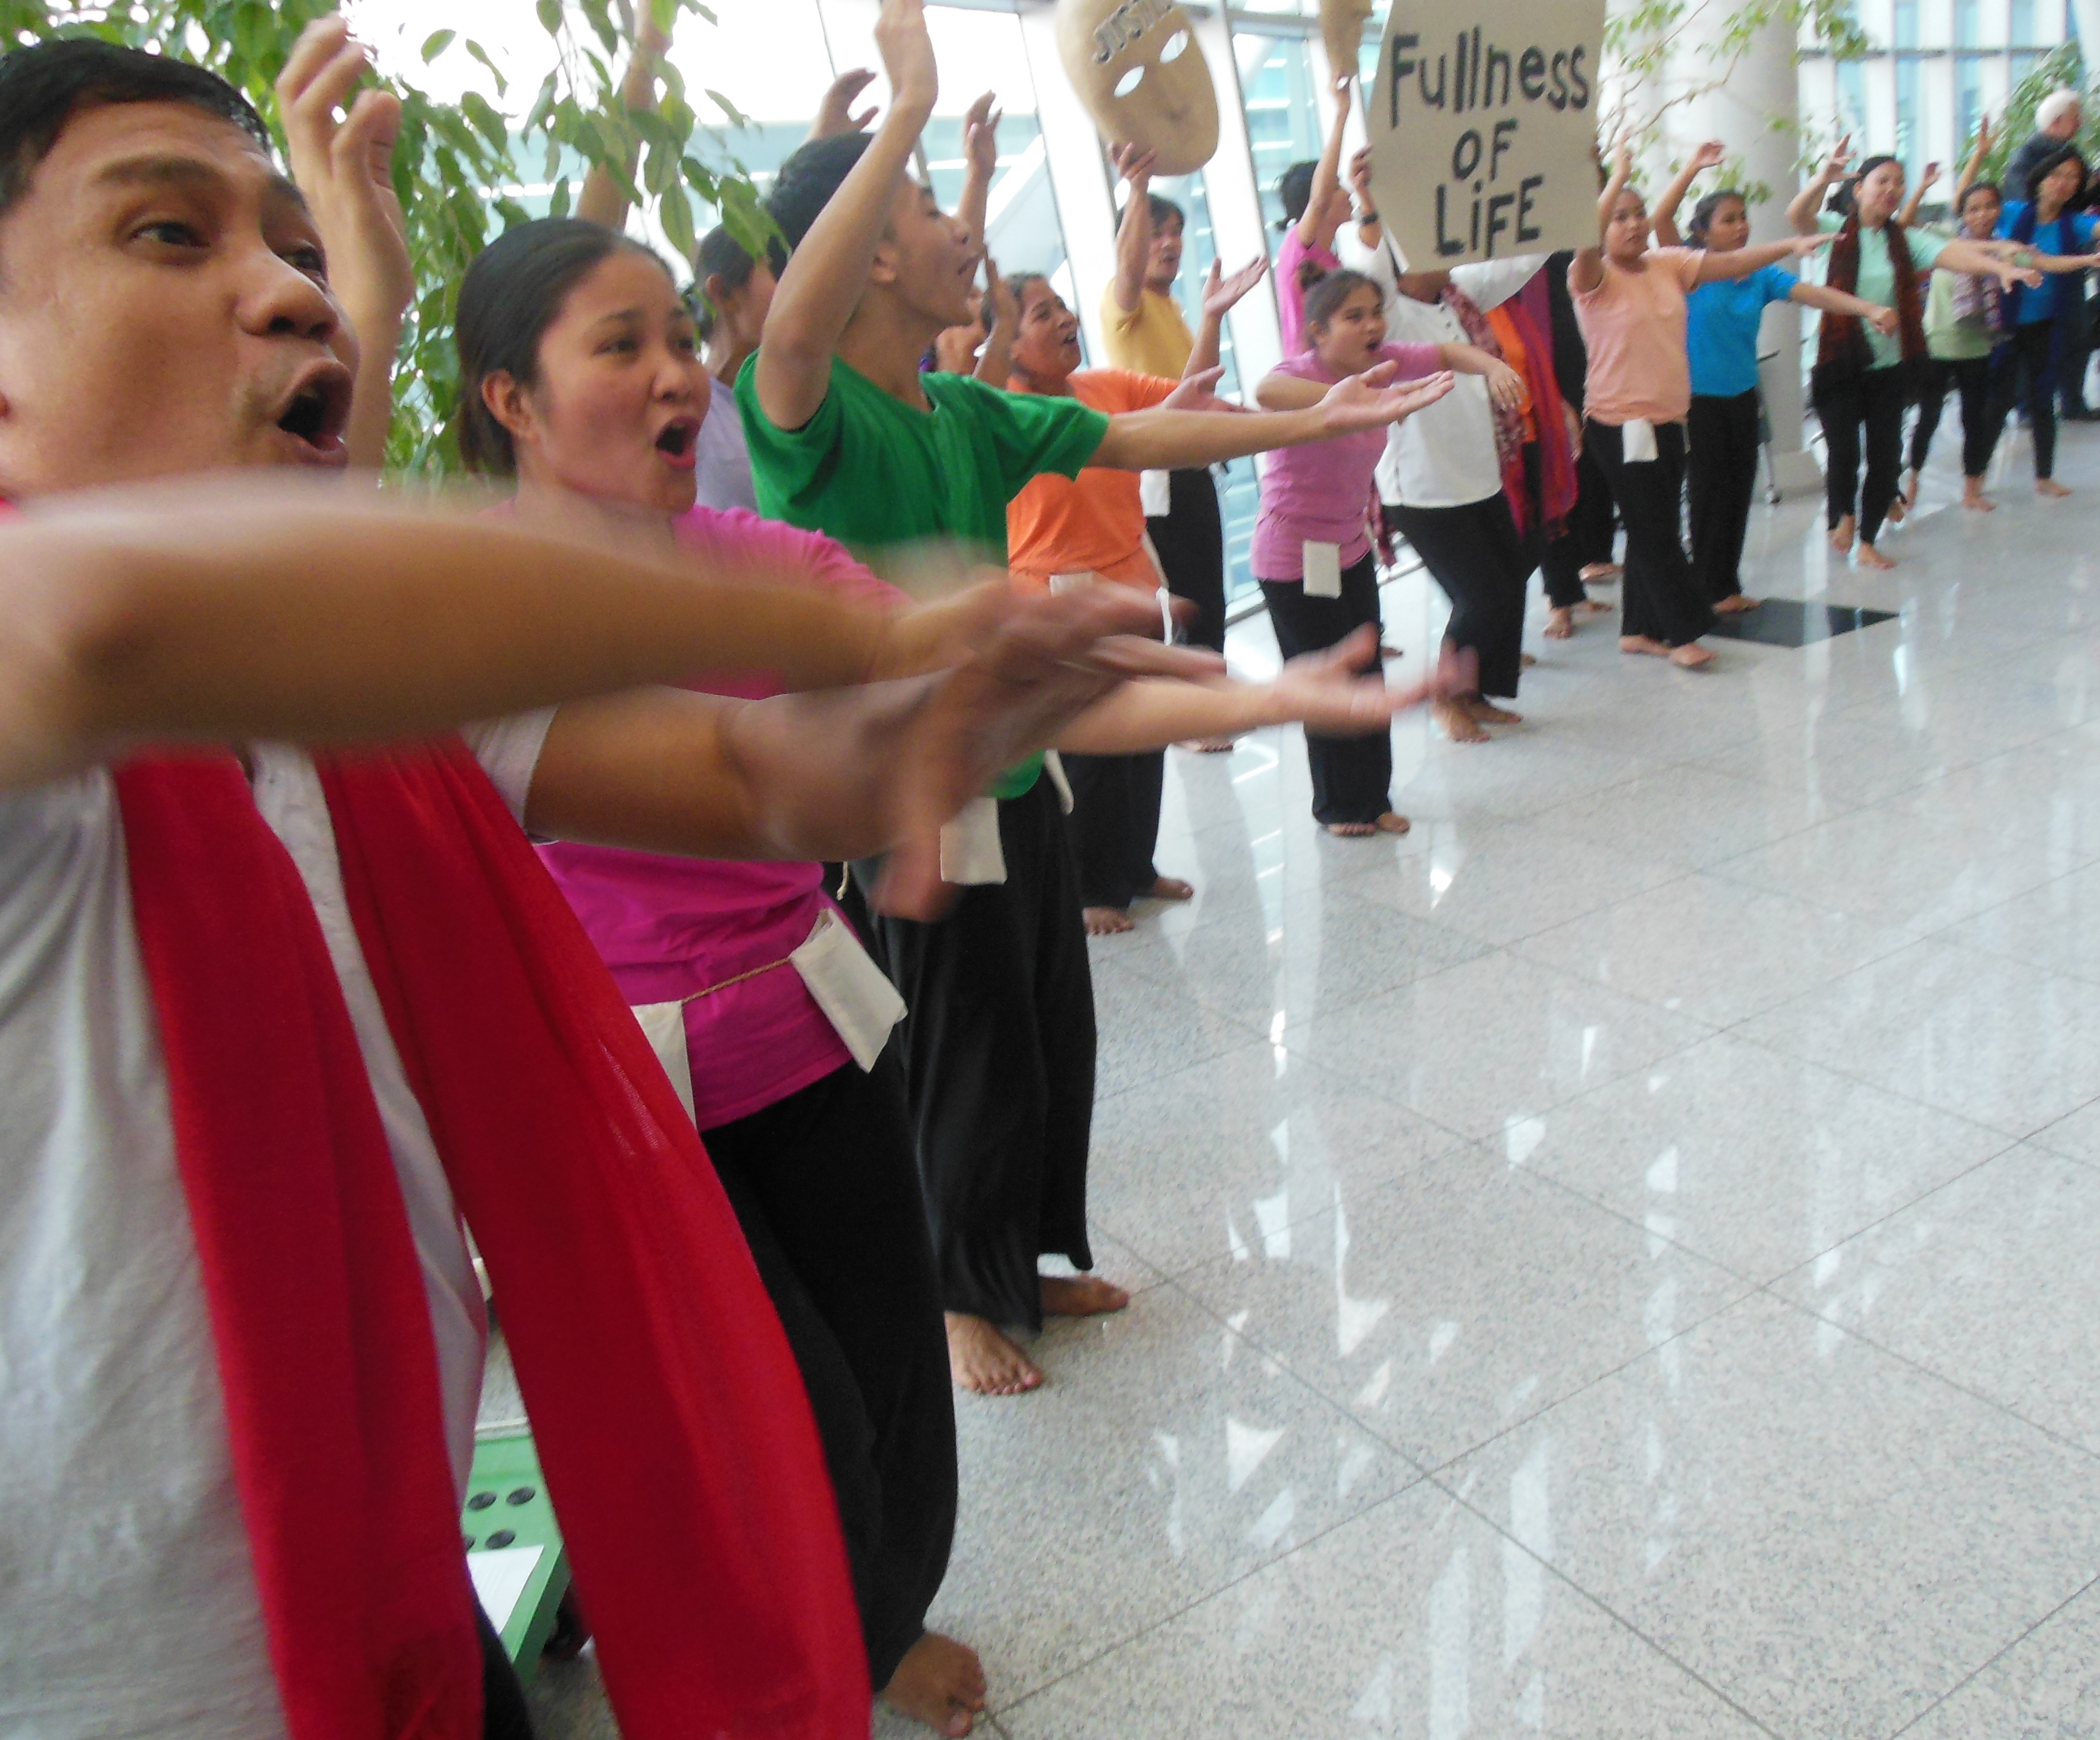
{"left": 1056, "top": 0, "right": 1220, "bottom": 176}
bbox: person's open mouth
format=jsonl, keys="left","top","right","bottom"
{"left": 271, "top": 360, "right": 353, "bottom": 465}
{"left": 653, "top": 415, "right": 702, "bottom": 471}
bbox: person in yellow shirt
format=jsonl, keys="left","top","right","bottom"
{"left": 1102, "top": 144, "right": 1268, "bottom": 738}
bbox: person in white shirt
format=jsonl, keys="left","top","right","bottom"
{"left": 0, "top": 27, "right": 1204, "bottom": 1740}
{"left": 1337, "top": 194, "right": 1541, "bottom": 743}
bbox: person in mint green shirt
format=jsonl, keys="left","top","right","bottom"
{"left": 1788, "top": 140, "right": 2035, "bottom": 569}
{"left": 742, "top": 0, "right": 1459, "bottom": 1420}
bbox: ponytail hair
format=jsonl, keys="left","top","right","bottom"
{"left": 1687, "top": 187, "right": 1746, "bottom": 247}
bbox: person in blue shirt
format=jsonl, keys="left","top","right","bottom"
{"left": 1989, "top": 143, "right": 2100, "bottom": 499}
{"left": 1654, "top": 146, "right": 1895, "bottom": 607}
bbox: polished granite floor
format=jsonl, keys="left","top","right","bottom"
{"left": 518, "top": 421, "right": 2100, "bottom": 1738}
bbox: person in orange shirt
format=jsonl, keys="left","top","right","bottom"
{"left": 1005, "top": 273, "right": 1228, "bottom": 934}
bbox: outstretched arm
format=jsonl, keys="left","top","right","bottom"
{"left": 1693, "top": 231, "right": 1832, "bottom": 283}
{"left": 1109, "top": 142, "right": 1158, "bottom": 315}
{"left": 1651, "top": 139, "right": 1724, "bottom": 248}
{"left": 1570, "top": 140, "right": 1632, "bottom": 295}
{"left": 755, "top": 0, "right": 938, "bottom": 432}
{"left": 1790, "top": 135, "right": 1850, "bottom": 235}
{"left": 1790, "top": 281, "right": 1897, "bottom": 334}
{"left": 1094, "top": 368, "right": 1455, "bottom": 470}
{"left": 1293, "top": 78, "right": 1352, "bottom": 250}
{"left": 276, "top": 19, "right": 414, "bottom": 472}
{"left": 1935, "top": 235, "right": 2045, "bottom": 286}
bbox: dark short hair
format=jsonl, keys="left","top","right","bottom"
{"left": 1687, "top": 187, "right": 1747, "bottom": 247}
{"left": 1303, "top": 267, "right": 1379, "bottom": 334}
{"left": 2026, "top": 140, "right": 2088, "bottom": 200}
{"left": 0, "top": 38, "right": 271, "bottom": 222}
{"left": 1961, "top": 179, "right": 2003, "bottom": 211}
{"left": 1005, "top": 271, "right": 1052, "bottom": 312}
{"left": 1117, "top": 192, "right": 1185, "bottom": 233}
{"left": 693, "top": 221, "right": 786, "bottom": 339}
{"left": 455, "top": 216, "right": 674, "bottom": 475}
{"left": 769, "top": 131, "right": 875, "bottom": 248}
{"left": 1277, "top": 159, "right": 1316, "bottom": 229}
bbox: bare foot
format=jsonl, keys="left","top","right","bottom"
{"left": 1374, "top": 812, "right": 1411, "bottom": 835}
{"left": 1520, "top": 652, "right": 1537, "bottom": 667}
{"left": 1884, "top": 493, "right": 1908, "bottom": 526}
{"left": 1579, "top": 562, "right": 1622, "bottom": 583}
{"left": 945, "top": 1313, "right": 1042, "bottom": 1397}
{"left": 1544, "top": 606, "right": 1575, "bottom": 640}
{"left": 1621, "top": 634, "right": 1672, "bottom": 659}
{"left": 1581, "top": 598, "right": 1615, "bottom": 615}
{"left": 1435, "top": 697, "right": 1490, "bottom": 743}
{"left": 1830, "top": 517, "right": 1856, "bottom": 557}
{"left": 1083, "top": 905, "right": 1134, "bottom": 936}
{"left": 1324, "top": 813, "right": 1411, "bottom": 838}
{"left": 883, "top": 1632, "right": 988, "bottom": 1738}
{"left": 1041, "top": 1274, "right": 1130, "bottom": 1317}
{"left": 2039, "top": 478, "right": 2073, "bottom": 499}
{"left": 1177, "top": 737, "right": 1237, "bottom": 753}
{"left": 1714, "top": 594, "right": 1761, "bottom": 615}
{"left": 1962, "top": 480, "right": 1996, "bottom": 512}
{"left": 1856, "top": 540, "right": 1896, "bottom": 571}
{"left": 1901, "top": 468, "right": 1920, "bottom": 509}
{"left": 1465, "top": 698, "right": 1523, "bottom": 725}
{"left": 1669, "top": 641, "right": 1716, "bottom": 669}
{"left": 1145, "top": 876, "right": 1194, "bottom": 902}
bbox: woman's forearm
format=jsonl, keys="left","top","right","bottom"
{"left": 1093, "top": 405, "right": 1329, "bottom": 471}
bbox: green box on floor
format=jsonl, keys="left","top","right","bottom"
{"left": 462, "top": 1429, "right": 575, "bottom": 1679}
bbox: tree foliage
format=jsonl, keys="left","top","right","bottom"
{"left": 0, "top": 0, "right": 757, "bottom": 472}
{"left": 1967, "top": 42, "right": 2100, "bottom": 195}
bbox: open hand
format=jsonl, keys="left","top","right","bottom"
{"left": 1688, "top": 139, "right": 1726, "bottom": 174}
{"left": 1820, "top": 135, "right": 1854, "bottom": 182}
{"left": 1319, "top": 366, "right": 1457, "bottom": 434}
{"left": 1162, "top": 364, "right": 1241, "bottom": 415}
{"left": 1111, "top": 141, "right": 1158, "bottom": 191}
{"left": 1348, "top": 143, "right": 1376, "bottom": 206}
{"left": 1481, "top": 357, "right": 1529, "bottom": 413}
{"left": 869, "top": 587, "right": 1222, "bottom": 917}
{"left": 962, "top": 91, "right": 1002, "bottom": 180}
{"left": 276, "top": 17, "right": 412, "bottom": 335}
{"left": 873, "top": 0, "right": 938, "bottom": 115}
{"left": 1202, "top": 254, "right": 1269, "bottom": 319}
{"left": 1611, "top": 139, "right": 1634, "bottom": 182}
{"left": 812, "top": 67, "right": 880, "bottom": 138}
{"left": 1917, "top": 159, "right": 1942, "bottom": 194}
{"left": 1788, "top": 231, "right": 1837, "bottom": 258}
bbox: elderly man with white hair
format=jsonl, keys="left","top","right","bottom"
{"left": 2009, "top": 90, "right": 2100, "bottom": 418}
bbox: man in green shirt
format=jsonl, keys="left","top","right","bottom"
{"left": 738, "top": 6, "right": 1454, "bottom": 1671}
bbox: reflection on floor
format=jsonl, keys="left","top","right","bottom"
{"left": 518, "top": 425, "right": 2100, "bottom": 1737}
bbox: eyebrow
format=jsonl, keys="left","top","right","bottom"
{"left": 93, "top": 153, "right": 310, "bottom": 213}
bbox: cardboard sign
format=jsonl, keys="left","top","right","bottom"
{"left": 1367, "top": 0, "right": 1606, "bottom": 269}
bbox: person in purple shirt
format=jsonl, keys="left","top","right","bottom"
{"left": 1253, "top": 268, "right": 1529, "bottom": 834}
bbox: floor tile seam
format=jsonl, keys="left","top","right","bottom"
{"left": 1884, "top": 1571, "right": 2100, "bottom": 1738}
{"left": 980, "top": 1486, "right": 1431, "bottom": 1722}
{"left": 1703, "top": 1020, "right": 2049, "bottom": 1146}
{"left": 1414, "top": 1467, "right": 1793, "bottom": 1740}
{"left": 1510, "top": 1163, "right": 1800, "bottom": 1298}
{"left": 1747, "top": 1271, "right": 2100, "bottom": 1468}
{"left": 1400, "top": 1283, "right": 1774, "bottom": 1485}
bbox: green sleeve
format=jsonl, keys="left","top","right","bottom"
{"left": 734, "top": 351, "right": 844, "bottom": 521}
{"left": 946, "top": 375, "right": 1111, "bottom": 496}
{"left": 1907, "top": 227, "right": 1951, "bottom": 270}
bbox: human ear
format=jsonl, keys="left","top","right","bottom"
{"left": 479, "top": 371, "right": 537, "bottom": 448}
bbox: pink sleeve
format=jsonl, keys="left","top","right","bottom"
{"left": 1376, "top": 341, "right": 1446, "bottom": 379}
{"left": 676, "top": 506, "right": 906, "bottom": 608}
{"left": 1671, "top": 248, "right": 1708, "bottom": 290}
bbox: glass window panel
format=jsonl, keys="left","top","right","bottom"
{"left": 1237, "top": 33, "right": 1327, "bottom": 233}
{"left": 1956, "top": 0, "right": 1981, "bottom": 47}
{"left": 2011, "top": 0, "right": 2036, "bottom": 45}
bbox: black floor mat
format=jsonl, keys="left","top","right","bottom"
{"left": 1706, "top": 597, "right": 1898, "bottom": 646}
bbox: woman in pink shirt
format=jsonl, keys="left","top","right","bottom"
{"left": 1252, "top": 269, "right": 1520, "bottom": 833}
{"left": 1274, "top": 76, "right": 1364, "bottom": 352}
{"left": 1570, "top": 144, "right": 1831, "bottom": 668}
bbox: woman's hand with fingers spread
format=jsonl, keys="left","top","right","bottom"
{"left": 812, "top": 68, "right": 880, "bottom": 138}
{"left": 1482, "top": 358, "right": 1529, "bottom": 413}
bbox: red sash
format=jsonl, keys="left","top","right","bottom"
{"left": 115, "top": 741, "right": 867, "bottom": 1740}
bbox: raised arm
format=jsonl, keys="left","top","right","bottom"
{"left": 755, "top": 0, "right": 938, "bottom": 432}
{"left": 1790, "top": 135, "right": 1850, "bottom": 235}
{"left": 1187, "top": 254, "right": 1270, "bottom": 378}
{"left": 1954, "top": 116, "right": 1994, "bottom": 209}
{"left": 956, "top": 91, "right": 1000, "bottom": 254}
{"left": 1898, "top": 159, "right": 1941, "bottom": 229}
{"left": 1109, "top": 143, "right": 1158, "bottom": 315}
{"left": 1347, "top": 142, "right": 1382, "bottom": 254}
{"left": 1693, "top": 231, "right": 1832, "bottom": 283}
{"left": 1570, "top": 140, "right": 1632, "bottom": 296}
{"left": 1294, "top": 78, "right": 1352, "bottom": 250}
{"left": 1651, "top": 139, "right": 1724, "bottom": 249}
{"left": 810, "top": 67, "right": 880, "bottom": 140}
{"left": 1094, "top": 365, "right": 1455, "bottom": 470}
{"left": 276, "top": 20, "right": 414, "bottom": 472}
{"left": 573, "top": 10, "right": 672, "bottom": 230}
{"left": 973, "top": 256, "right": 1018, "bottom": 385}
